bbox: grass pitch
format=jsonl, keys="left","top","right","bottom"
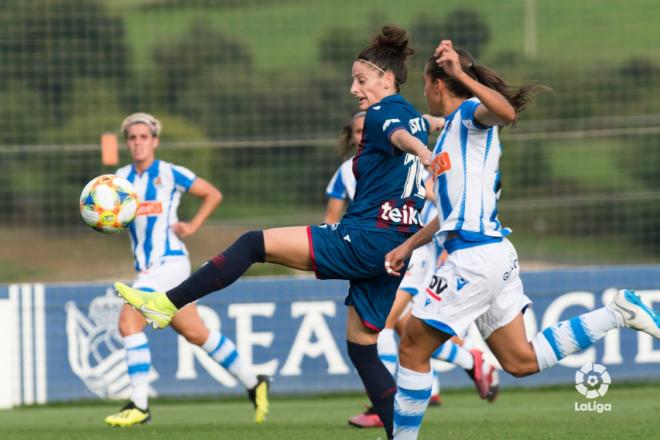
{"left": 1, "top": 384, "right": 659, "bottom": 440}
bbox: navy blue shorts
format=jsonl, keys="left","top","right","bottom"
{"left": 307, "top": 223, "right": 408, "bottom": 331}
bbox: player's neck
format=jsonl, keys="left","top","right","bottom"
{"left": 442, "top": 96, "right": 466, "bottom": 117}
{"left": 134, "top": 157, "right": 156, "bottom": 174}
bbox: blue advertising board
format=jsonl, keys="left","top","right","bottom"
{"left": 2, "top": 265, "right": 660, "bottom": 405}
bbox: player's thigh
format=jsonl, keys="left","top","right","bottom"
{"left": 170, "top": 303, "right": 210, "bottom": 346}
{"left": 118, "top": 303, "right": 147, "bottom": 336}
{"left": 399, "top": 316, "right": 452, "bottom": 369}
{"left": 485, "top": 313, "right": 537, "bottom": 375}
{"left": 346, "top": 305, "right": 379, "bottom": 345}
{"left": 264, "top": 226, "right": 312, "bottom": 271}
{"left": 384, "top": 289, "right": 413, "bottom": 330}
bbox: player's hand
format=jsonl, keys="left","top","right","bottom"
{"left": 423, "top": 114, "right": 445, "bottom": 132}
{"left": 434, "top": 40, "right": 463, "bottom": 78}
{"left": 419, "top": 148, "right": 432, "bottom": 167}
{"left": 172, "top": 222, "right": 197, "bottom": 238}
{"left": 385, "top": 243, "right": 412, "bottom": 277}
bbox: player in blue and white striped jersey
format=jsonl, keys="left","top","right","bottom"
{"left": 386, "top": 40, "right": 660, "bottom": 440}
{"left": 105, "top": 113, "right": 269, "bottom": 427}
{"left": 324, "top": 114, "right": 499, "bottom": 427}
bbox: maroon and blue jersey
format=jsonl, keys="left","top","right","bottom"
{"left": 341, "top": 94, "right": 429, "bottom": 235}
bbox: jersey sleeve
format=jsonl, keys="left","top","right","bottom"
{"left": 366, "top": 104, "right": 408, "bottom": 152}
{"left": 459, "top": 99, "right": 490, "bottom": 130}
{"left": 171, "top": 164, "right": 197, "bottom": 192}
{"left": 325, "top": 166, "right": 348, "bottom": 200}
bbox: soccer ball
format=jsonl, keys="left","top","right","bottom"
{"left": 79, "top": 174, "right": 139, "bottom": 233}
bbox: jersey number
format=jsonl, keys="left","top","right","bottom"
{"left": 402, "top": 153, "right": 426, "bottom": 199}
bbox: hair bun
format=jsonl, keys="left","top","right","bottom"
{"left": 375, "top": 25, "right": 415, "bottom": 57}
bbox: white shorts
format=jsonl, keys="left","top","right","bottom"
{"left": 399, "top": 241, "right": 437, "bottom": 299}
{"left": 412, "top": 238, "right": 531, "bottom": 339}
{"left": 132, "top": 257, "right": 191, "bottom": 293}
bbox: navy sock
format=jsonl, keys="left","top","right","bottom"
{"left": 166, "top": 230, "right": 265, "bottom": 308}
{"left": 347, "top": 341, "right": 396, "bottom": 439}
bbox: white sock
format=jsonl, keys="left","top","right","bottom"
{"left": 432, "top": 340, "right": 474, "bottom": 370}
{"left": 393, "top": 365, "right": 433, "bottom": 440}
{"left": 532, "top": 307, "right": 621, "bottom": 370}
{"left": 377, "top": 328, "right": 398, "bottom": 377}
{"left": 124, "top": 332, "right": 150, "bottom": 410}
{"left": 202, "top": 331, "right": 257, "bottom": 389}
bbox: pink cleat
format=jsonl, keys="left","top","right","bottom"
{"left": 348, "top": 407, "right": 384, "bottom": 428}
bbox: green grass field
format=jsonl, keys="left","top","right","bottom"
{"left": 2, "top": 385, "right": 660, "bottom": 440}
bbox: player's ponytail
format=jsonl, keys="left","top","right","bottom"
{"left": 426, "top": 48, "right": 548, "bottom": 117}
{"left": 356, "top": 25, "right": 415, "bottom": 90}
{"left": 336, "top": 110, "right": 365, "bottom": 159}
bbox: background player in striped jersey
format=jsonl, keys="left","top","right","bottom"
{"left": 323, "top": 110, "right": 364, "bottom": 224}
{"left": 386, "top": 41, "right": 660, "bottom": 439}
{"left": 105, "top": 113, "right": 269, "bottom": 427}
{"left": 116, "top": 26, "right": 435, "bottom": 440}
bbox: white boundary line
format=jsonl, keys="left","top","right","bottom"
{"left": 21, "top": 283, "right": 34, "bottom": 405}
{"left": 34, "top": 284, "right": 46, "bottom": 404}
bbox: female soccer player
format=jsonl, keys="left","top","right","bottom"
{"left": 385, "top": 41, "right": 660, "bottom": 439}
{"left": 116, "top": 26, "right": 432, "bottom": 439}
{"left": 349, "top": 174, "right": 500, "bottom": 429}
{"left": 105, "top": 113, "right": 269, "bottom": 427}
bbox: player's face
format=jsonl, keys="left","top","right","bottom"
{"left": 125, "top": 123, "right": 159, "bottom": 164}
{"left": 351, "top": 115, "right": 365, "bottom": 147}
{"left": 351, "top": 61, "right": 391, "bottom": 110}
{"left": 423, "top": 71, "right": 443, "bottom": 116}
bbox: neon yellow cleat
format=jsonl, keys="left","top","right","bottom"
{"left": 248, "top": 375, "right": 270, "bottom": 424}
{"left": 105, "top": 402, "right": 151, "bottom": 427}
{"left": 114, "top": 282, "right": 177, "bottom": 329}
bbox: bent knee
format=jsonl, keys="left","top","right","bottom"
{"left": 500, "top": 359, "right": 539, "bottom": 378}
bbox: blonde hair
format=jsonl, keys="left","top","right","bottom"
{"left": 121, "top": 112, "right": 162, "bottom": 138}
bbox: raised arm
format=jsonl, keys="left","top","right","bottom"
{"left": 435, "top": 40, "right": 516, "bottom": 127}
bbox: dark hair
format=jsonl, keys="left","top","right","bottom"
{"left": 425, "top": 48, "right": 548, "bottom": 117}
{"left": 356, "top": 25, "right": 415, "bottom": 91}
{"left": 336, "top": 110, "right": 366, "bottom": 159}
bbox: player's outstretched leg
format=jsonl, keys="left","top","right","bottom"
{"left": 115, "top": 231, "right": 268, "bottom": 328}
{"left": 497, "top": 290, "right": 660, "bottom": 377}
{"left": 105, "top": 332, "right": 152, "bottom": 427}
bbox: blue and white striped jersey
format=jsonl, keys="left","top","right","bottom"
{"left": 116, "top": 159, "right": 197, "bottom": 272}
{"left": 431, "top": 97, "right": 509, "bottom": 251}
{"left": 325, "top": 156, "right": 356, "bottom": 202}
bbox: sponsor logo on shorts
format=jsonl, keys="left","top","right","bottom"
{"left": 426, "top": 275, "right": 448, "bottom": 301}
{"left": 456, "top": 277, "right": 468, "bottom": 291}
{"left": 502, "top": 252, "right": 519, "bottom": 281}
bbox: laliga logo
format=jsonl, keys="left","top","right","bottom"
{"left": 574, "top": 363, "right": 613, "bottom": 413}
{"left": 65, "top": 289, "right": 158, "bottom": 399}
{"left": 575, "top": 363, "right": 610, "bottom": 398}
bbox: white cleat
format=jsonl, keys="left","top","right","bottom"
{"left": 609, "top": 289, "right": 660, "bottom": 338}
